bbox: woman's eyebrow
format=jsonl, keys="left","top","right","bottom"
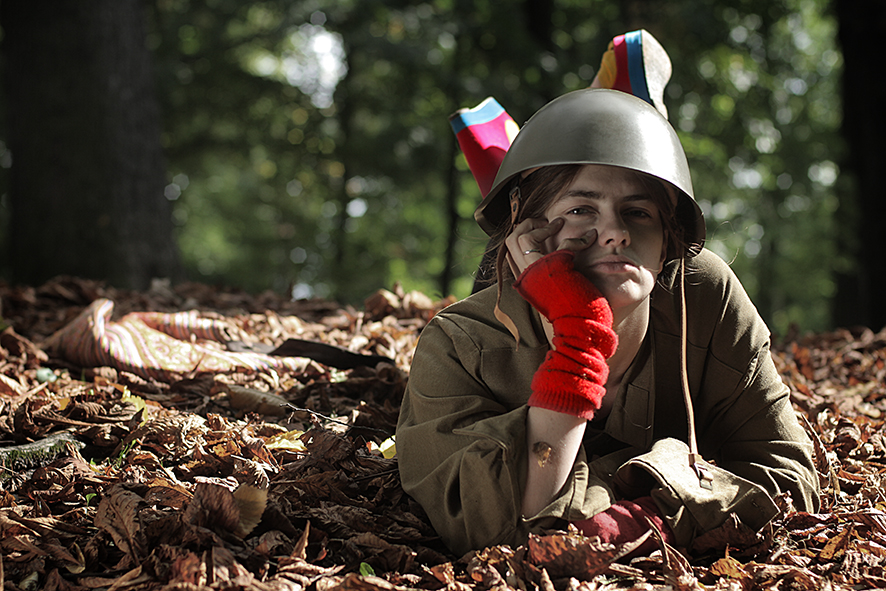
{"left": 557, "top": 190, "right": 653, "bottom": 202}
{"left": 622, "top": 193, "right": 656, "bottom": 203}
{"left": 557, "top": 189, "right": 602, "bottom": 201}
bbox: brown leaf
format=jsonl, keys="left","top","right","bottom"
{"left": 349, "top": 531, "right": 417, "bottom": 573}
{"left": 0, "top": 510, "right": 37, "bottom": 535}
{"left": 144, "top": 484, "right": 192, "bottom": 510}
{"left": 308, "top": 504, "right": 378, "bottom": 538}
{"left": 254, "top": 529, "right": 292, "bottom": 557}
{"left": 300, "top": 427, "right": 356, "bottom": 464}
{"left": 843, "top": 508, "right": 886, "bottom": 537}
{"left": 660, "top": 535, "right": 704, "bottom": 591}
{"left": 2, "top": 533, "right": 46, "bottom": 555}
{"left": 329, "top": 572, "right": 405, "bottom": 591}
{"left": 538, "top": 567, "right": 555, "bottom": 591}
{"left": 527, "top": 529, "right": 646, "bottom": 580}
{"left": 7, "top": 514, "right": 88, "bottom": 539}
{"left": 292, "top": 521, "right": 310, "bottom": 560}
{"left": 818, "top": 525, "right": 852, "bottom": 561}
{"left": 277, "top": 550, "right": 345, "bottom": 588}
{"left": 183, "top": 482, "right": 241, "bottom": 533}
{"left": 428, "top": 563, "right": 455, "bottom": 585}
{"left": 43, "top": 568, "right": 81, "bottom": 591}
{"left": 0, "top": 373, "right": 26, "bottom": 396}
{"left": 364, "top": 290, "right": 401, "bottom": 320}
{"left": 167, "top": 550, "right": 206, "bottom": 586}
{"left": 106, "top": 565, "right": 151, "bottom": 591}
{"left": 42, "top": 539, "right": 86, "bottom": 574}
{"left": 709, "top": 555, "right": 749, "bottom": 579}
{"left": 690, "top": 512, "right": 771, "bottom": 556}
{"left": 745, "top": 563, "right": 826, "bottom": 591}
{"left": 233, "top": 483, "right": 268, "bottom": 537}
{"left": 0, "top": 326, "right": 48, "bottom": 365}
{"left": 466, "top": 550, "right": 506, "bottom": 587}
{"left": 782, "top": 511, "right": 839, "bottom": 534}
{"left": 94, "top": 485, "right": 144, "bottom": 564}
{"left": 206, "top": 545, "right": 254, "bottom": 585}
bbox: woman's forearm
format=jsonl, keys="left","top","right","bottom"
{"left": 522, "top": 406, "right": 587, "bottom": 517}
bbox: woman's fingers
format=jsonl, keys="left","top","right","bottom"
{"left": 506, "top": 218, "right": 564, "bottom": 276}
{"left": 506, "top": 221, "right": 599, "bottom": 277}
{"left": 558, "top": 229, "right": 598, "bottom": 253}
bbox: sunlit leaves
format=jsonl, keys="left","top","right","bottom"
{"left": 711, "top": 93, "right": 735, "bottom": 119}
{"left": 667, "top": 0, "right": 842, "bottom": 333}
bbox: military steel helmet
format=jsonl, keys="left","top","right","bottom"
{"left": 475, "top": 88, "right": 705, "bottom": 258}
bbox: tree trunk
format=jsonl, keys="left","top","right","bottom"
{"left": 1, "top": 0, "right": 179, "bottom": 289}
{"left": 440, "top": 128, "right": 461, "bottom": 297}
{"left": 832, "top": 0, "right": 886, "bottom": 330}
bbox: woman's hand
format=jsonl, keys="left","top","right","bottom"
{"left": 504, "top": 217, "right": 596, "bottom": 277}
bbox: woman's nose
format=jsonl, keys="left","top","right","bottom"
{"left": 596, "top": 214, "right": 630, "bottom": 247}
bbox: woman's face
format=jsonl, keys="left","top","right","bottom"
{"left": 542, "top": 164, "right": 665, "bottom": 312}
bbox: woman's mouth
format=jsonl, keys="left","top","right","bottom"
{"left": 589, "top": 255, "right": 637, "bottom": 273}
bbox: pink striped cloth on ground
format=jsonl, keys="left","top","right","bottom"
{"left": 44, "top": 298, "right": 309, "bottom": 383}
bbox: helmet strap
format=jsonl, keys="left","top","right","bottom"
{"left": 679, "top": 256, "right": 714, "bottom": 490}
{"left": 493, "top": 246, "right": 521, "bottom": 346}
{"left": 492, "top": 182, "right": 525, "bottom": 346}
{"left": 508, "top": 184, "right": 522, "bottom": 227}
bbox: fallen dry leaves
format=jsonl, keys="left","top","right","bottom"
{"left": 0, "top": 276, "right": 885, "bottom": 591}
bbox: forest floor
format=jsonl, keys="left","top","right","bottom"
{"left": 0, "top": 276, "right": 884, "bottom": 591}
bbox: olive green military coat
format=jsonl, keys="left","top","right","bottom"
{"left": 396, "top": 249, "right": 819, "bottom": 556}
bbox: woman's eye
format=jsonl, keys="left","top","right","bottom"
{"left": 626, "top": 208, "right": 653, "bottom": 219}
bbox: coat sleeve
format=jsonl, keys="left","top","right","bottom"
{"left": 653, "top": 253, "right": 821, "bottom": 539}
{"left": 701, "top": 337, "right": 822, "bottom": 514}
{"left": 638, "top": 252, "right": 820, "bottom": 545}
{"left": 629, "top": 347, "right": 820, "bottom": 546}
{"left": 694, "top": 255, "right": 820, "bottom": 515}
{"left": 396, "top": 313, "right": 616, "bottom": 555}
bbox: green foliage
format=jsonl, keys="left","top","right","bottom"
{"left": 115, "top": 439, "right": 138, "bottom": 470}
{"left": 664, "top": 0, "right": 842, "bottom": 334}
{"left": 145, "top": 0, "right": 841, "bottom": 333}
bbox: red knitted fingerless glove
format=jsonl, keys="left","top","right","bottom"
{"left": 573, "top": 496, "right": 675, "bottom": 557}
{"left": 513, "top": 250, "right": 618, "bottom": 419}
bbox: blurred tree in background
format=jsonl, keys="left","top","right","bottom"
{"left": 0, "top": 0, "right": 858, "bottom": 335}
{"left": 0, "top": 1, "right": 180, "bottom": 288}
{"left": 832, "top": 0, "right": 886, "bottom": 332}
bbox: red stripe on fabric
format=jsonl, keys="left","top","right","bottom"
{"left": 611, "top": 34, "right": 633, "bottom": 94}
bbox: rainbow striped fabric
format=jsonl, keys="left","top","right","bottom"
{"left": 449, "top": 97, "right": 520, "bottom": 197}
{"left": 596, "top": 30, "right": 653, "bottom": 107}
